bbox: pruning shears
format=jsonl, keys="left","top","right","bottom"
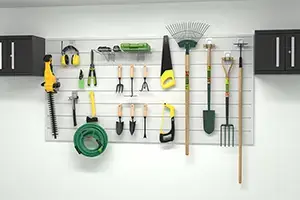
{"left": 88, "top": 50, "right": 97, "bottom": 86}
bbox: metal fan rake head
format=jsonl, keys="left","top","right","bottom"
{"left": 166, "top": 21, "right": 210, "bottom": 52}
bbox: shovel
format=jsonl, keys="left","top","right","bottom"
{"left": 116, "top": 104, "right": 124, "bottom": 135}
{"left": 203, "top": 43, "right": 215, "bottom": 134}
{"left": 129, "top": 104, "right": 136, "bottom": 135}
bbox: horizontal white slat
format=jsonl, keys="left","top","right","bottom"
{"left": 53, "top": 64, "right": 254, "bottom": 78}
{"left": 46, "top": 128, "right": 253, "bottom": 145}
{"left": 54, "top": 104, "right": 253, "bottom": 118}
{"left": 47, "top": 116, "right": 252, "bottom": 131}
{"left": 46, "top": 36, "right": 253, "bottom": 53}
{"left": 50, "top": 50, "right": 253, "bottom": 66}
{"left": 57, "top": 77, "right": 252, "bottom": 91}
{"left": 52, "top": 90, "right": 253, "bottom": 104}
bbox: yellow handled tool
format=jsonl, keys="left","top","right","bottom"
{"left": 86, "top": 91, "right": 98, "bottom": 123}
{"left": 160, "top": 103, "right": 175, "bottom": 143}
{"left": 161, "top": 35, "right": 175, "bottom": 89}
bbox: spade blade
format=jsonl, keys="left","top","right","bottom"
{"left": 116, "top": 120, "right": 124, "bottom": 135}
{"left": 203, "top": 110, "right": 215, "bottom": 134}
{"left": 129, "top": 120, "right": 136, "bottom": 135}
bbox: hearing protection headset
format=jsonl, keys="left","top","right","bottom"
{"left": 61, "top": 45, "right": 80, "bottom": 67}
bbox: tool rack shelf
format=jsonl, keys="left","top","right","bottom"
{"left": 45, "top": 36, "right": 254, "bottom": 146}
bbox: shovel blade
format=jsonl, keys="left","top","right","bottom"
{"left": 203, "top": 110, "right": 215, "bottom": 134}
{"left": 116, "top": 121, "right": 124, "bottom": 135}
{"left": 129, "top": 121, "right": 136, "bottom": 135}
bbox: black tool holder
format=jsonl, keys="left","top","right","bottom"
{"left": 69, "top": 91, "right": 79, "bottom": 127}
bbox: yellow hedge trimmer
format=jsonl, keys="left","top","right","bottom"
{"left": 41, "top": 55, "right": 60, "bottom": 139}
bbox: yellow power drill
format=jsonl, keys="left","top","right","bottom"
{"left": 41, "top": 55, "right": 60, "bottom": 139}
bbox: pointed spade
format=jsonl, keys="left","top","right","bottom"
{"left": 116, "top": 104, "right": 124, "bottom": 135}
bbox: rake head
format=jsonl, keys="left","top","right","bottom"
{"left": 166, "top": 22, "right": 210, "bottom": 52}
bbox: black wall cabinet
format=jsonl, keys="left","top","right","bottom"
{"left": 0, "top": 35, "right": 45, "bottom": 76}
{"left": 255, "top": 30, "right": 300, "bottom": 74}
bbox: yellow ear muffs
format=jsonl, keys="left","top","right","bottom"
{"left": 61, "top": 54, "right": 69, "bottom": 67}
{"left": 71, "top": 54, "right": 80, "bottom": 66}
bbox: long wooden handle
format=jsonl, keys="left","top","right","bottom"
{"left": 118, "top": 65, "right": 122, "bottom": 78}
{"left": 143, "top": 65, "right": 148, "bottom": 78}
{"left": 238, "top": 68, "right": 243, "bottom": 184}
{"left": 130, "top": 65, "right": 134, "bottom": 78}
{"left": 118, "top": 104, "right": 122, "bottom": 117}
{"left": 89, "top": 91, "right": 96, "bottom": 117}
{"left": 185, "top": 54, "right": 190, "bottom": 156}
{"left": 144, "top": 104, "right": 148, "bottom": 117}
{"left": 130, "top": 104, "right": 135, "bottom": 117}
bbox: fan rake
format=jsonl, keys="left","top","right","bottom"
{"left": 166, "top": 22, "right": 210, "bottom": 155}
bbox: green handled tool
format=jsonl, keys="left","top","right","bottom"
{"left": 203, "top": 43, "right": 215, "bottom": 134}
{"left": 88, "top": 50, "right": 97, "bottom": 87}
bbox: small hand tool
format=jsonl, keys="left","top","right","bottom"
{"left": 69, "top": 91, "right": 79, "bottom": 127}
{"left": 116, "top": 65, "right": 124, "bottom": 93}
{"left": 130, "top": 65, "right": 134, "bottom": 97}
{"left": 116, "top": 104, "right": 124, "bottom": 135}
{"left": 234, "top": 40, "right": 248, "bottom": 184}
{"left": 160, "top": 103, "right": 175, "bottom": 143}
{"left": 41, "top": 55, "right": 61, "bottom": 139}
{"left": 88, "top": 50, "right": 97, "bottom": 87}
{"left": 143, "top": 104, "right": 148, "bottom": 138}
{"left": 129, "top": 104, "right": 136, "bottom": 135}
{"left": 140, "top": 65, "right": 149, "bottom": 92}
{"left": 220, "top": 56, "right": 235, "bottom": 147}
{"left": 78, "top": 69, "right": 84, "bottom": 89}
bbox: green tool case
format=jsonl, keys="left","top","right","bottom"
{"left": 120, "top": 43, "right": 151, "bottom": 52}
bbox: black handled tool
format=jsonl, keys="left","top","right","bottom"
{"left": 69, "top": 91, "right": 79, "bottom": 127}
{"left": 129, "top": 104, "right": 136, "bottom": 135}
{"left": 88, "top": 50, "right": 97, "bottom": 86}
{"left": 143, "top": 104, "right": 148, "bottom": 138}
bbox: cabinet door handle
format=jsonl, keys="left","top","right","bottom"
{"left": 0, "top": 42, "right": 2, "bottom": 70}
{"left": 291, "top": 36, "right": 295, "bottom": 68}
{"left": 276, "top": 37, "right": 280, "bottom": 68}
{"left": 11, "top": 42, "right": 14, "bottom": 70}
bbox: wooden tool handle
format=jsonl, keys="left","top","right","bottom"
{"left": 185, "top": 54, "right": 190, "bottom": 156}
{"left": 118, "top": 104, "right": 122, "bottom": 117}
{"left": 130, "top": 104, "right": 135, "bottom": 117}
{"left": 144, "top": 104, "right": 148, "bottom": 117}
{"left": 118, "top": 65, "right": 122, "bottom": 78}
{"left": 238, "top": 68, "right": 243, "bottom": 184}
{"left": 207, "top": 46, "right": 212, "bottom": 67}
{"left": 130, "top": 65, "right": 134, "bottom": 78}
{"left": 89, "top": 91, "right": 96, "bottom": 117}
{"left": 143, "top": 65, "right": 148, "bottom": 78}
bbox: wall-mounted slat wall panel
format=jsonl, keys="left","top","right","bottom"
{"left": 45, "top": 36, "right": 254, "bottom": 145}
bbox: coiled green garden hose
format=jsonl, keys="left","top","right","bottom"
{"left": 74, "top": 123, "right": 108, "bottom": 157}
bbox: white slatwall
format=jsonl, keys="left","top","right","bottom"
{"left": 45, "top": 35, "right": 254, "bottom": 145}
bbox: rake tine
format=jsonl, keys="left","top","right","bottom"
{"left": 224, "top": 126, "right": 227, "bottom": 147}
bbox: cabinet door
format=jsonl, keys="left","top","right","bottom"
{"left": 286, "top": 34, "right": 300, "bottom": 71}
{"left": 9, "top": 39, "right": 32, "bottom": 75}
{"left": 255, "top": 34, "right": 285, "bottom": 72}
{"left": 0, "top": 40, "right": 14, "bottom": 75}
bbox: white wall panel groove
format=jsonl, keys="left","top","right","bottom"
{"left": 45, "top": 36, "right": 254, "bottom": 145}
